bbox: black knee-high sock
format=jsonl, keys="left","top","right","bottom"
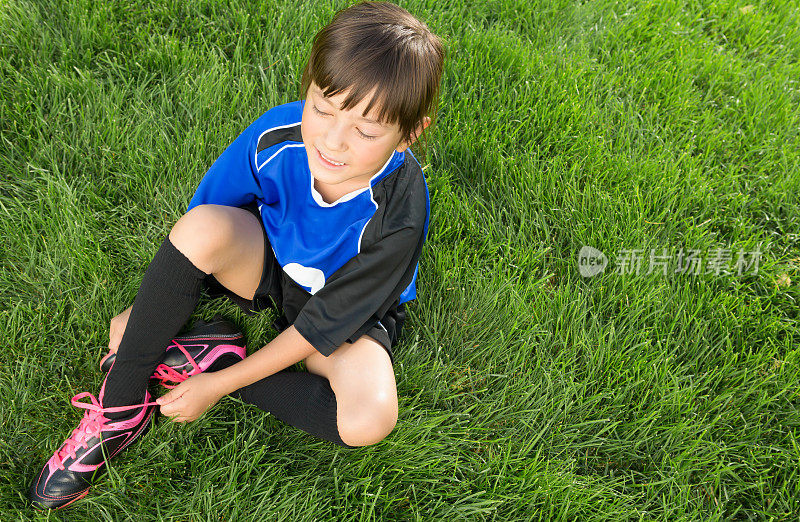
{"left": 103, "top": 236, "right": 207, "bottom": 417}
{"left": 227, "top": 369, "right": 356, "bottom": 449}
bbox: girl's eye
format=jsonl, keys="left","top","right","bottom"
{"left": 312, "top": 105, "right": 330, "bottom": 116}
{"left": 357, "top": 129, "right": 377, "bottom": 140}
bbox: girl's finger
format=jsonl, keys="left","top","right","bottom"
{"left": 159, "top": 383, "right": 191, "bottom": 406}
{"left": 161, "top": 400, "right": 182, "bottom": 416}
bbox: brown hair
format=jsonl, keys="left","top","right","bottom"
{"left": 300, "top": 1, "right": 445, "bottom": 144}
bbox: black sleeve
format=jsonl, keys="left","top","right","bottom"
{"left": 293, "top": 167, "right": 427, "bottom": 356}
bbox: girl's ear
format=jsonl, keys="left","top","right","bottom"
{"left": 396, "top": 116, "right": 432, "bottom": 153}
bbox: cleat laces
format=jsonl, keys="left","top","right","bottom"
{"left": 151, "top": 341, "right": 201, "bottom": 389}
{"left": 54, "top": 392, "right": 158, "bottom": 471}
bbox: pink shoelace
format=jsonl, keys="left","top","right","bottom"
{"left": 54, "top": 393, "right": 159, "bottom": 471}
{"left": 55, "top": 341, "right": 202, "bottom": 469}
{"left": 151, "top": 341, "right": 202, "bottom": 389}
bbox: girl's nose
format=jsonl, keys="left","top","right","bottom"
{"left": 323, "top": 121, "right": 347, "bottom": 152}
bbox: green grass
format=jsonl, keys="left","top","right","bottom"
{"left": 2, "top": 0, "right": 799, "bottom": 519}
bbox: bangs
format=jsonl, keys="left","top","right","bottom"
{"left": 300, "top": 2, "right": 444, "bottom": 142}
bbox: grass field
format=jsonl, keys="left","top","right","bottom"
{"left": 2, "top": 0, "right": 800, "bottom": 519}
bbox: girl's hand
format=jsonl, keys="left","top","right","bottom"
{"left": 156, "top": 373, "right": 225, "bottom": 423}
{"left": 108, "top": 305, "right": 133, "bottom": 353}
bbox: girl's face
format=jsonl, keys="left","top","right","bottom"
{"left": 301, "top": 83, "right": 422, "bottom": 195}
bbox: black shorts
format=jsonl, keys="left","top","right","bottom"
{"left": 201, "top": 201, "right": 403, "bottom": 365}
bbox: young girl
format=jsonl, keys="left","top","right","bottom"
{"left": 29, "top": 1, "right": 444, "bottom": 510}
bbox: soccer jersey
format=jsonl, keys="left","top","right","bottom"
{"left": 187, "top": 100, "right": 430, "bottom": 356}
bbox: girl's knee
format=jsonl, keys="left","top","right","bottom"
{"left": 338, "top": 399, "right": 398, "bottom": 447}
{"left": 169, "top": 204, "right": 236, "bottom": 273}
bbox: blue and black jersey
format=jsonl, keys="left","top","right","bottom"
{"left": 188, "top": 101, "right": 430, "bottom": 356}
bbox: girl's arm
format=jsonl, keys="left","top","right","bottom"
{"left": 212, "top": 325, "right": 318, "bottom": 396}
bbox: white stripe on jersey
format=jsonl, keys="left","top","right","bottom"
{"left": 254, "top": 121, "right": 301, "bottom": 168}
{"left": 257, "top": 143, "right": 305, "bottom": 172}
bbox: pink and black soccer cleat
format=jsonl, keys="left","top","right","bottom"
{"left": 28, "top": 379, "right": 157, "bottom": 510}
{"left": 100, "top": 315, "right": 247, "bottom": 388}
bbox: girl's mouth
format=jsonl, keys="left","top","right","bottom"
{"left": 317, "top": 148, "right": 345, "bottom": 168}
